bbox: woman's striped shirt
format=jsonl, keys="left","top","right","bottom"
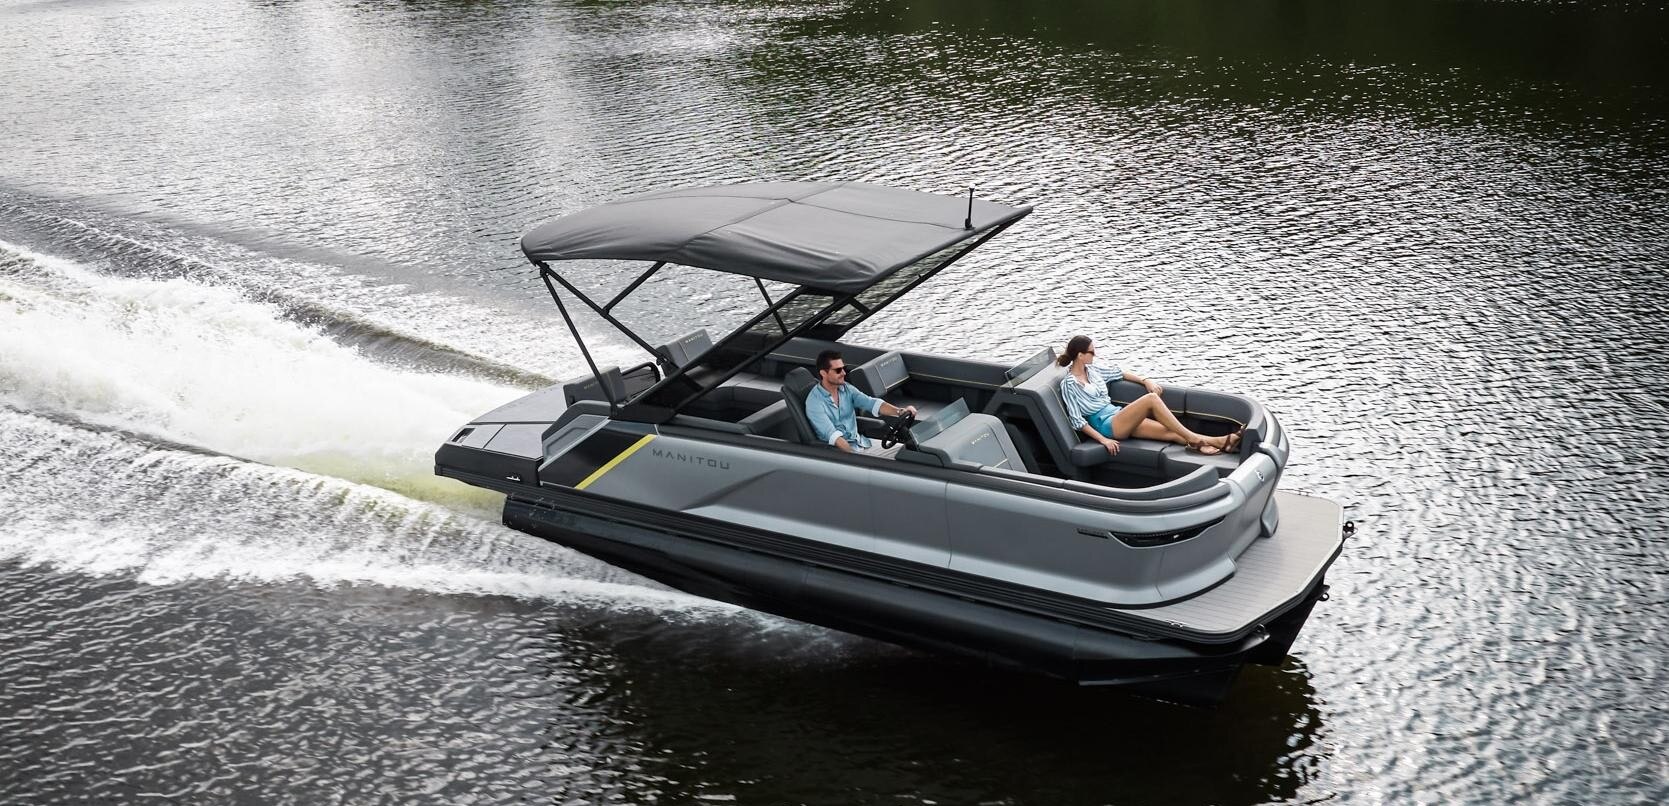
{"left": 1059, "top": 362, "right": 1122, "bottom": 431}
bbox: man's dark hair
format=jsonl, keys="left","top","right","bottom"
{"left": 816, "top": 350, "right": 843, "bottom": 372}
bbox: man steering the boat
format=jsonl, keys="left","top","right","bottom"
{"left": 809, "top": 350, "right": 917, "bottom": 455}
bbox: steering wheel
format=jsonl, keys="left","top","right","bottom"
{"left": 881, "top": 410, "right": 918, "bottom": 450}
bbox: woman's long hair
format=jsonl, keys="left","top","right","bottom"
{"left": 1056, "top": 335, "right": 1092, "bottom": 367}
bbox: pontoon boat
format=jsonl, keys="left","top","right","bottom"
{"left": 434, "top": 182, "right": 1346, "bottom": 704}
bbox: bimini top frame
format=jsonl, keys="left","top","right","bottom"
{"left": 522, "top": 181, "right": 1032, "bottom": 423}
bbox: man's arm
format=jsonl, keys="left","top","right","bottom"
{"left": 877, "top": 400, "right": 917, "bottom": 418}
{"left": 851, "top": 386, "right": 916, "bottom": 419}
{"left": 848, "top": 386, "right": 882, "bottom": 418}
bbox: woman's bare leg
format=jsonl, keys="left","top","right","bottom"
{"left": 1132, "top": 419, "right": 1188, "bottom": 444}
{"left": 1110, "top": 393, "right": 1221, "bottom": 448}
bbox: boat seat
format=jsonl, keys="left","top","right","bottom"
{"left": 998, "top": 363, "right": 1176, "bottom": 476}
{"left": 655, "top": 328, "right": 714, "bottom": 368}
{"left": 780, "top": 366, "right": 821, "bottom": 445}
{"left": 738, "top": 399, "right": 790, "bottom": 435}
{"left": 1160, "top": 443, "right": 1242, "bottom": 475}
{"left": 1104, "top": 380, "right": 1250, "bottom": 475}
{"left": 706, "top": 370, "right": 789, "bottom": 408}
{"left": 562, "top": 365, "right": 628, "bottom": 406}
{"left": 848, "top": 350, "right": 947, "bottom": 418}
{"left": 1061, "top": 465, "right": 1221, "bottom": 501}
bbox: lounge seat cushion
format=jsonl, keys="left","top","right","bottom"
{"left": 709, "top": 370, "right": 788, "bottom": 407}
{"left": 1010, "top": 363, "right": 1198, "bottom": 473}
{"left": 1160, "top": 443, "right": 1242, "bottom": 475}
{"left": 1069, "top": 437, "right": 1167, "bottom": 468}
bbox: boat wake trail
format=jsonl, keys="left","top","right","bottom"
{"left": 0, "top": 189, "right": 571, "bottom": 387}
{"left": 0, "top": 406, "right": 729, "bottom": 613}
{"left": 0, "top": 239, "right": 524, "bottom": 505}
{"left": 0, "top": 231, "right": 759, "bottom": 621}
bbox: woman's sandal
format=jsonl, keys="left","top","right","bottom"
{"left": 1187, "top": 437, "right": 1224, "bottom": 456}
{"left": 1188, "top": 432, "right": 1242, "bottom": 456}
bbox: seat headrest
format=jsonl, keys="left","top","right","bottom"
{"left": 1017, "top": 362, "right": 1069, "bottom": 394}
{"left": 781, "top": 366, "right": 820, "bottom": 445}
{"left": 563, "top": 365, "right": 627, "bottom": 406}
{"left": 659, "top": 329, "right": 714, "bottom": 368}
{"left": 784, "top": 366, "right": 817, "bottom": 396}
{"left": 850, "top": 351, "right": 908, "bottom": 396}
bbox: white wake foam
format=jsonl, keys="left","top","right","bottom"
{"left": 0, "top": 241, "right": 777, "bottom": 625}
{"left": 0, "top": 240, "right": 524, "bottom": 504}
{"left": 0, "top": 406, "right": 736, "bottom": 616}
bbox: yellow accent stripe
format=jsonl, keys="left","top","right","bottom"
{"left": 574, "top": 434, "right": 656, "bottom": 490}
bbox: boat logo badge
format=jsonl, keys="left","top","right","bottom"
{"left": 651, "top": 446, "right": 731, "bottom": 471}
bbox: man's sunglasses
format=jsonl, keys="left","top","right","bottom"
{"left": 825, "top": 366, "right": 848, "bottom": 374}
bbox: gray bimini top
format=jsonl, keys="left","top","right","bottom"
{"left": 520, "top": 181, "right": 1033, "bottom": 293}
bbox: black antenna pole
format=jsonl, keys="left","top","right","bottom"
{"left": 963, "top": 187, "right": 974, "bottom": 230}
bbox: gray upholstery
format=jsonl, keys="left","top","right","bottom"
{"left": 1004, "top": 363, "right": 1179, "bottom": 473}
{"left": 1007, "top": 363, "right": 1082, "bottom": 465}
{"left": 848, "top": 350, "right": 951, "bottom": 419}
{"left": 1160, "top": 444, "right": 1243, "bottom": 475}
{"left": 780, "top": 367, "right": 821, "bottom": 445}
{"left": 915, "top": 412, "right": 1028, "bottom": 472}
{"left": 1071, "top": 437, "right": 1166, "bottom": 469}
{"left": 1062, "top": 466, "right": 1219, "bottom": 501}
{"left": 657, "top": 329, "right": 713, "bottom": 368}
{"left": 714, "top": 370, "right": 789, "bottom": 408}
{"left": 850, "top": 350, "right": 909, "bottom": 397}
{"left": 562, "top": 365, "right": 628, "bottom": 406}
{"left": 738, "top": 399, "right": 790, "bottom": 435}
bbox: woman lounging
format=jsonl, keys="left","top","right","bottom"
{"left": 1057, "top": 335, "right": 1238, "bottom": 456}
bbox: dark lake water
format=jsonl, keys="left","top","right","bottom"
{"left": 3, "top": 0, "right": 1668, "bottom": 802}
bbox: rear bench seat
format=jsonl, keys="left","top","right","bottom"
{"left": 993, "top": 362, "right": 1244, "bottom": 480}
{"left": 657, "top": 328, "right": 789, "bottom": 409}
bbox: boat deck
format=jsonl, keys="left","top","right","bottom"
{"left": 1123, "top": 492, "right": 1342, "bottom": 641}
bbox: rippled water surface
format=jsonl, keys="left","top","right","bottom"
{"left": 3, "top": 0, "right": 1667, "bottom": 802}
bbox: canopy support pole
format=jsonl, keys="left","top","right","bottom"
{"left": 543, "top": 267, "right": 671, "bottom": 363}
{"left": 754, "top": 278, "right": 788, "bottom": 333}
{"left": 540, "top": 264, "right": 615, "bottom": 413}
{"left": 623, "top": 287, "right": 855, "bottom": 421}
{"left": 605, "top": 261, "right": 665, "bottom": 312}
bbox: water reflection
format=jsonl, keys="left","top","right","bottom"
{"left": 551, "top": 612, "right": 1324, "bottom": 805}
{"left": 809, "top": 0, "right": 1669, "bottom": 126}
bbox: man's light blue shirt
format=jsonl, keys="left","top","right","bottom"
{"left": 806, "top": 382, "right": 882, "bottom": 449}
